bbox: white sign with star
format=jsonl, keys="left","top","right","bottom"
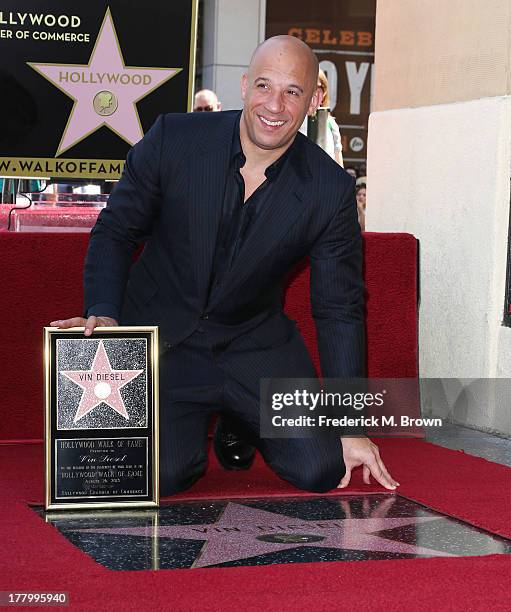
{"left": 28, "top": 7, "right": 182, "bottom": 155}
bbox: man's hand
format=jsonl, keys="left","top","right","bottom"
{"left": 339, "top": 436, "right": 399, "bottom": 490}
{"left": 50, "top": 316, "right": 118, "bottom": 336}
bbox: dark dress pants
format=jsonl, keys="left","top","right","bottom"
{"left": 158, "top": 328, "right": 345, "bottom": 496}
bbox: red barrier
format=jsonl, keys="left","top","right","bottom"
{"left": 0, "top": 232, "right": 417, "bottom": 440}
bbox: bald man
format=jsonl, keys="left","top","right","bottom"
{"left": 193, "top": 89, "right": 221, "bottom": 112}
{"left": 52, "top": 36, "right": 398, "bottom": 495}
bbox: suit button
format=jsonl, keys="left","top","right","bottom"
{"left": 163, "top": 341, "right": 174, "bottom": 350}
{"left": 200, "top": 314, "right": 209, "bottom": 320}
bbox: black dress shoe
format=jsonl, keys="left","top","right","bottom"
{"left": 213, "top": 418, "right": 256, "bottom": 471}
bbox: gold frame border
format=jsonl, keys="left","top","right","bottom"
{"left": 187, "top": 0, "right": 199, "bottom": 112}
{"left": 44, "top": 326, "right": 159, "bottom": 511}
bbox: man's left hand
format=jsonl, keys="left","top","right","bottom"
{"left": 338, "top": 436, "right": 399, "bottom": 490}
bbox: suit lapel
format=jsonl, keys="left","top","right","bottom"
{"left": 188, "top": 113, "right": 237, "bottom": 309}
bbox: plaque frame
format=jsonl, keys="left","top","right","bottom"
{"left": 44, "top": 326, "right": 159, "bottom": 510}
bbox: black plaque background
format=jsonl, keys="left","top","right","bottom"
{"left": 47, "top": 330, "right": 156, "bottom": 507}
{"left": 55, "top": 437, "right": 148, "bottom": 499}
{"left": 0, "top": 0, "right": 195, "bottom": 161}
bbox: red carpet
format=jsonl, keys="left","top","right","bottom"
{"left": 1, "top": 438, "right": 511, "bottom": 611}
{"left": 2, "top": 230, "right": 498, "bottom": 609}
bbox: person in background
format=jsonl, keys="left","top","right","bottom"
{"left": 317, "top": 69, "right": 343, "bottom": 167}
{"left": 345, "top": 166, "right": 357, "bottom": 179}
{"left": 356, "top": 183, "right": 366, "bottom": 231}
{"left": 193, "top": 89, "right": 222, "bottom": 112}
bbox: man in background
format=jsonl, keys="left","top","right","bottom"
{"left": 193, "top": 88, "right": 221, "bottom": 112}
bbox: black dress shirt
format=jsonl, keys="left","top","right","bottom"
{"left": 208, "top": 113, "right": 294, "bottom": 297}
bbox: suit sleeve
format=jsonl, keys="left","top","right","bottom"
{"left": 309, "top": 175, "right": 365, "bottom": 378}
{"left": 83, "top": 114, "right": 165, "bottom": 320}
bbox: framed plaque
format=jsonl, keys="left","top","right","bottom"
{"left": 44, "top": 326, "right": 159, "bottom": 510}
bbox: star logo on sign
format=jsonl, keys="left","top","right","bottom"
{"left": 60, "top": 340, "right": 143, "bottom": 423}
{"left": 28, "top": 7, "right": 182, "bottom": 155}
{"left": 78, "top": 502, "right": 454, "bottom": 567}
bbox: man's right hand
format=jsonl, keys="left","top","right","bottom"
{"left": 50, "top": 316, "right": 119, "bottom": 336}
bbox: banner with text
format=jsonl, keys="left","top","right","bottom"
{"left": 266, "top": 0, "right": 375, "bottom": 167}
{"left": 0, "top": 1, "right": 197, "bottom": 179}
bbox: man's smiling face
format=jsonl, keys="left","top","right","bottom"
{"left": 240, "top": 37, "right": 320, "bottom": 153}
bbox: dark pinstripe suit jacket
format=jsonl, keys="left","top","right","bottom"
{"left": 84, "top": 110, "right": 365, "bottom": 380}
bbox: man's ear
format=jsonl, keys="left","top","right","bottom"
{"left": 307, "top": 86, "right": 322, "bottom": 115}
{"left": 240, "top": 73, "right": 248, "bottom": 101}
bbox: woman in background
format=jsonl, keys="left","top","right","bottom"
{"left": 356, "top": 183, "right": 366, "bottom": 231}
{"left": 317, "top": 69, "right": 344, "bottom": 167}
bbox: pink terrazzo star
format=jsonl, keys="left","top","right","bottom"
{"left": 60, "top": 340, "right": 143, "bottom": 423}
{"left": 28, "top": 8, "right": 181, "bottom": 155}
{"left": 79, "top": 502, "right": 454, "bottom": 567}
